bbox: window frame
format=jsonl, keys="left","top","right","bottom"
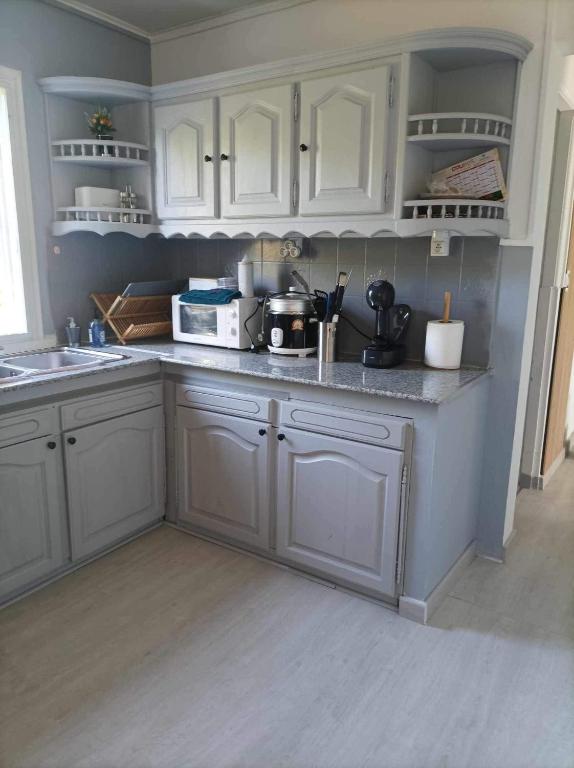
{"left": 0, "top": 64, "right": 46, "bottom": 352}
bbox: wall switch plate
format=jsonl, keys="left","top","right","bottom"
{"left": 430, "top": 230, "right": 450, "bottom": 257}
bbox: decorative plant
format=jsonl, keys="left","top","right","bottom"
{"left": 85, "top": 106, "right": 116, "bottom": 138}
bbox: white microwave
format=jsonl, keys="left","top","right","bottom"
{"left": 172, "top": 295, "right": 260, "bottom": 350}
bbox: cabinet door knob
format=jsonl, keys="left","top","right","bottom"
{"left": 220, "top": 153, "right": 229, "bottom": 161}
{"left": 277, "top": 433, "right": 286, "bottom": 441}
{"left": 204, "top": 154, "right": 212, "bottom": 162}
{"left": 258, "top": 428, "right": 267, "bottom": 436}
{"left": 47, "top": 441, "right": 56, "bottom": 450}
{"left": 67, "top": 436, "right": 77, "bottom": 445}
{"left": 299, "top": 143, "right": 308, "bottom": 152}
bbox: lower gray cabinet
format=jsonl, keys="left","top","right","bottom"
{"left": 0, "top": 436, "right": 67, "bottom": 599}
{"left": 177, "top": 407, "right": 271, "bottom": 549}
{"left": 275, "top": 427, "right": 404, "bottom": 597}
{"left": 65, "top": 406, "right": 165, "bottom": 560}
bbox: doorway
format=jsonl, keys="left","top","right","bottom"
{"left": 542, "top": 204, "right": 574, "bottom": 478}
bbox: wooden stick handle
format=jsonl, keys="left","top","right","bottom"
{"left": 442, "top": 291, "right": 452, "bottom": 323}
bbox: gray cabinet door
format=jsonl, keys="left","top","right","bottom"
{"left": 65, "top": 406, "right": 165, "bottom": 560}
{"left": 0, "top": 436, "right": 67, "bottom": 600}
{"left": 276, "top": 427, "right": 403, "bottom": 597}
{"left": 177, "top": 407, "right": 271, "bottom": 549}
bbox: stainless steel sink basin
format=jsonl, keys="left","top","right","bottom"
{"left": 0, "top": 347, "right": 128, "bottom": 376}
{"left": 0, "top": 364, "right": 29, "bottom": 383}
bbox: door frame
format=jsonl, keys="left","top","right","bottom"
{"left": 520, "top": 106, "right": 574, "bottom": 489}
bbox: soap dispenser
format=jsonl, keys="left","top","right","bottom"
{"left": 89, "top": 313, "right": 106, "bottom": 348}
{"left": 65, "top": 317, "right": 81, "bottom": 348}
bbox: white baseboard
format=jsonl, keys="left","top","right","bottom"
{"left": 399, "top": 541, "right": 476, "bottom": 625}
{"left": 541, "top": 449, "right": 566, "bottom": 487}
{"left": 398, "top": 596, "right": 428, "bottom": 624}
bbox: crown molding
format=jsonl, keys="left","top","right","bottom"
{"left": 42, "top": 0, "right": 314, "bottom": 44}
{"left": 150, "top": 0, "right": 314, "bottom": 43}
{"left": 151, "top": 27, "right": 532, "bottom": 101}
{"left": 42, "top": 0, "right": 150, "bottom": 40}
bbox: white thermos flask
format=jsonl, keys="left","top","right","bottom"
{"left": 238, "top": 256, "right": 254, "bottom": 298}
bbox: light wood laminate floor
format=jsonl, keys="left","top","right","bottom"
{"left": 1, "top": 461, "right": 573, "bottom": 768}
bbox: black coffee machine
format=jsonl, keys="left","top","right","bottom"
{"left": 361, "top": 280, "right": 411, "bottom": 368}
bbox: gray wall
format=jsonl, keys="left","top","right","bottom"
{"left": 164, "top": 236, "right": 500, "bottom": 365}
{"left": 0, "top": 0, "right": 151, "bottom": 338}
{"left": 477, "top": 245, "right": 533, "bottom": 559}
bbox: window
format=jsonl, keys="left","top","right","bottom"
{"left": 0, "top": 65, "right": 43, "bottom": 347}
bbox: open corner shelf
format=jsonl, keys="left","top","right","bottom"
{"left": 407, "top": 112, "right": 512, "bottom": 151}
{"left": 52, "top": 140, "right": 149, "bottom": 167}
{"left": 39, "top": 76, "right": 151, "bottom": 105}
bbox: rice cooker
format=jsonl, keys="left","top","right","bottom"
{"left": 265, "top": 288, "right": 318, "bottom": 357}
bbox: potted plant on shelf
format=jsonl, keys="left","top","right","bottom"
{"left": 85, "top": 106, "right": 116, "bottom": 154}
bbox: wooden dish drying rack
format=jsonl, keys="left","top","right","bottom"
{"left": 90, "top": 292, "right": 172, "bottom": 345}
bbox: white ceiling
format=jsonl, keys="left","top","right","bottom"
{"left": 46, "top": 0, "right": 305, "bottom": 38}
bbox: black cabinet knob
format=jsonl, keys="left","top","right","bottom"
{"left": 220, "top": 153, "right": 229, "bottom": 161}
{"left": 67, "top": 436, "right": 77, "bottom": 445}
{"left": 277, "top": 433, "right": 286, "bottom": 441}
{"left": 258, "top": 428, "right": 267, "bottom": 436}
{"left": 204, "top": 154, "right": 212, "bottom": 162}
{"left": 47, "top": 441, "right": 56, "bottom": 450}
{"left": 299, "top": 143, "right": 308, "bottom": 152}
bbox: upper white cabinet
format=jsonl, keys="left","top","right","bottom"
{"left": 219, "top": 84, "right": 294, "bottom": 218}
{"left": 42, "top": 30, "right": 531, "bottom": 238}
{"left": 155, "top": 98, "right": 216, "bottom": 219}
{"left": 298, "top": 66, "right": 391, "bottom": 216}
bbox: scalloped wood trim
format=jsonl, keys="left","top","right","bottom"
{"left": 51, "top": 216, "right": 508, "bottom": 239}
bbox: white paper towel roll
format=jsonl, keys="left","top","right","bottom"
{"left": 424, "top": 320, "right": 464, "bottom": 369}
{"left": 238, "top": 260, "right": 254, "bottom": 297}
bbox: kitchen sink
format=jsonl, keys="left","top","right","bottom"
{"left": 0, "top": 364, "right": 29, "bottom": 383}
{"left": 0, "top": 347, "right": 128, "bottom": 377}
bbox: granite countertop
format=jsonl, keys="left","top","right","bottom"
{"left": 115, "top": 342, "right": 489, "bottom": 405}
{"left": 0, "top": 341, "right": 489, "bottom": 405}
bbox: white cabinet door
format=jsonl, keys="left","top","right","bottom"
{"left": 298, "top": 66, "right": 390, "bottom": 215}
{"left": 65, "top": 406, "right": 165, "bottom": 560}
{"left": 219, "top": 84, "right": 294, "bottom": 218}
{"left": 177, "top": 407, "right": 271, "bottom": 549}
{"left": 154, "top": 99, "right": 216, "bottom": 219}
{"left": 276, "top": 427, "right": 402, "bottom": 597}
{"left": 0, "top": 436, "right": 67, "bottom": 599}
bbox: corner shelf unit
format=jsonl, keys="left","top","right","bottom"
{"left": 407, "top": 113, "right": 512, "bottom": 151}
{"left": 51, "top": 139, "right": 149, "bottom": 167}
{"left": 40, "top": 76, "right": 153, "bottom": 236}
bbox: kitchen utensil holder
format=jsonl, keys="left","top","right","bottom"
{"left": 90, "top": 292, "right": 172, "bottom": 345}
{"left": 318, "top": 321, "right": 337, "bottom": 363}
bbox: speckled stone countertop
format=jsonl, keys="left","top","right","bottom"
{"left": 114, "top": 342, "right": 489, "bottom": 405}
{"left": 0, "top": 342, "right": 489, "bottom": 405}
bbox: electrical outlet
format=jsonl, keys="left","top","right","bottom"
{"left": 430, "top": 230, "right": 450, "bottom": 257}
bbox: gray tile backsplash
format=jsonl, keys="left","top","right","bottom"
{"left": 208, "top": 236, "right": 500, "bottom": 365}
{"left": 48, "top": 234, "right": 499, "bottom": 366}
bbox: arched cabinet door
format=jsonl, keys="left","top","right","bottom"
{"left": 65, "top": 407, "right": 165, "bottom": 560}
{"left": 154, "top": 98, "right": 216, "bottom": 219}
{"left": 176, "top": 407, "right": 271, "bottom": 550}
{"left": 219, "top": 84, "right": 294, "bottom": 218}
{"left": 298, "top": 65, "right": 391, "bottom": 215}
{"left": 0, "top": 437, "right": 67, "bottom": 600}
{"left": 276, "top": 427, "right": 402, "bottom": 598}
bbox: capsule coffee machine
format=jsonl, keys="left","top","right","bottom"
{"left": 361, "top": 280, "right": 411, "bottom": 368}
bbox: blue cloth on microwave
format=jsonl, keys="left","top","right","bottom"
{"left": 179, "top": 288, "right": 241, "bottom": 305}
